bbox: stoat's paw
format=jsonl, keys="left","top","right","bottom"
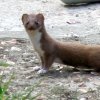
{"left": 33, "top": 66, "right": 41, "bottom": 71}
{"left": 37, "top": 68, "right": 48, "bottom": 75}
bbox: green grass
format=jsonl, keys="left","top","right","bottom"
{"left": 0, "top": 61, "right": 9, "bottom": 67}
{"left": 0, "top": 74, "right": 13, "bottom": 100}
{"left": 0, "top": 74, "right": 41, "bottom": 100}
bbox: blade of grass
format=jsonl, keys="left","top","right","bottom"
{"left": 22, "top": 82, "right": 41, "bottom": 100}
{"left": 0, "top": 61, "right": 9, "bottom": 67}
{"left": 3, "top": 74, "right": 14, "bottom": 93}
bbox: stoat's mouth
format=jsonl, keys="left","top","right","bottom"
{"left": 26, "top": 26, "right": 36, "bottom": 31}
{"left": 26, "top": 27, "right": 41, "bottom": 33}
{"left": 26, "top": 29, "right": 40, "bottom": 35}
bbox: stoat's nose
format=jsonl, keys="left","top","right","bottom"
{"left": 27, "top": 25, "right": 34, "bottom": 30}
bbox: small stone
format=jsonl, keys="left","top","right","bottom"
{"left": 37, "top": 94, "right": 47, "bottom": 100}
{"left": 93, "top": 81, "right": 100, "bottom": 86}
{"left": 78, "top": 88, "right": 88, "bottom": 93}
{"left": 1, "top": 41, "right": 7, "bottom": 45}
{"left": 26, "top": 75, "right": 34, "bottom": 79}
{"left": 11, "top": 47, "right": 21, "bottom": 51}
{"left": 78, "top": 83, "right": 86, "bottom": 87}
{"left": 0, "top": 47, "right": 4, "bottom": 53}
{"left": 56, "top": 66, "right": 63, "bottom": 71}
{"left": 70, "top": 34, "right": 79, "bottom": 41}
{"left": 42, "top": 0, "right": 48, "bottom": 3}
{"left": 22, "top": 53, "right": 33, "bottom": 58}
{"left": 33, "top": 59, "right": 39, "bottom": 64}
{"left": 16, "top": 39, "right": 27, "bottom": 43}
{"left": 7, "top": 60, "right": 15, "bottom": 65}
{"left": 3, "top": 55, "right": 7, "bottom": 59}
{"left": 76, "top": 14, "right": 79, "bottom": 17}
{"left": 80, "top": 97, "right": 88, "bottom": 100}
{"left": 60, "top": 70, "right": 63, "bottom": 73}
{"left": 26, "top": 63, "right": 33, "bottom": 67}
{"left": 0, "top": 71, "right": 3, "bottom": 75}
{"left": 3, "top": 70, "right": 10, "bottom": 74}
{"left": 19, "top": 61, "right": 26, "bottom": 65}
{"left": 74, "top": 78, "right": 82, "bottom": 83}
{"left": 22, "top": 58, "right": 30, "bottom": 62}
{"left": 5, "top": 49, "right": 9, "bottom": 51}
{"left": 66, "top": 19, "right": 80, "bottom": 24}
{"left": 33, "top": 66, "right": 40, "bottom": 71}
{"left": 0, "top": 47, "right": 3, "bottom": 49}
{"left": 7, "top": 39, "right": 17, "bottom": 44}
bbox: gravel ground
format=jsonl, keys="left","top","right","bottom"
{"left": 0, "top": 37, "right": 100, "bottom": 100}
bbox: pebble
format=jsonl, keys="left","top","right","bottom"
{"left": 0, "top": 47, "right": 3, "bottom": 49}
{"left": 11, "top": 47, "right": 21, "bottom": 51}
{"left": 1, "top": 39, "right": 17, "bottom": 45}
{"left": 42, "top": 0, "right": 48, "bottom": 3}
{"left": 0, "top": 47, "right": 4, "bottom": 53}
{"left": 22, "top": 53, "right": 33, "bottom": 58}
{"left": 0, "top": 71, "right": 3, "bottom": 75}
{"left": 5, "top": 49, "right": 9, "bottom": 52}
{"left": 7, "top": 60, "right": 15, "bottom": 65}
{"left": 93, "top": 81, "right": 100, "bottom": 86}
{"left": 1, "top": 41, "right": 7, "bottom": 45}
{"left": 7, "top": 39, "right": 17, "bottom": 44}
{"left": 80, "top": 97, "right": 88, "bottom": 100}
{"left": 33, "top": 59, "right": 40, "bottom": 64}
{"left": 56, "top": 66, "right": 63, "bottom": 71}
{"left": 66, "top": 19, "right": 80, "bottom": 24}
{"left": 70, "top": 34, "right": 80, "bottom": 41}
{"left": 78, "top": 88, "right": 89, "bottom": 93}
{"left": 26, "top": 63, "right": 33, "bottom": 67}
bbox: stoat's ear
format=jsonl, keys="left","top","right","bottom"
{"left": 22, "top": 14, "right": 29, "bottom": 24}
{"left": 36, "top": 13, "right": 44, "bottom": 21}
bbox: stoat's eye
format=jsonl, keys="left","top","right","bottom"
{"left": 26, "top": 21, "right": 29, "bottom": 26}
{"left": 34, "top": 21, "right": 39, "bottom": 26}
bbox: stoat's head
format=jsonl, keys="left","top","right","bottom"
{"left": 22, "top": 13, "right": 44, "bottom": 31}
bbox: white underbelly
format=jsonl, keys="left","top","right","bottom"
{"left": 28, "top": 30, "right": 44, "bottom": 56}
{"left": 33, "top": 43, "right": 44, "bottom": 56}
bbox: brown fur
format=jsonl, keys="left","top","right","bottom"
{"left": 22, "top": 13, "right": 100, "bottom": 72}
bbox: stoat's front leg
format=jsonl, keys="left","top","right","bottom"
{"left": 32, "top": 56, "right": 44, "bottom": 72}
{"left": 37, "top": 54, "right": 54, "bottom": 74}
{"left": 37, "top": 56, "right": 48, "bottom": 74}
{"left": 32, "top": 56, "right": 48, "bottom": 74}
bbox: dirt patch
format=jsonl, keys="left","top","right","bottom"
{"left": 0, "top": 37, "right": 100, "bottom": 100}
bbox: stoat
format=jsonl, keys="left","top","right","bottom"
{"left": 22, "top": 13, "right": 100, "bottom": 74}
